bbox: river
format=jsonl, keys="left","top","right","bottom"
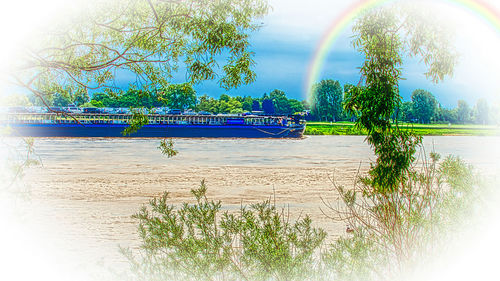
{"left": 2, "top": 135, "right": 500, "bottom": 280}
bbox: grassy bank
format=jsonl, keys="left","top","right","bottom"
{"left": 305, "top": 121, "right": 500, "bottom": 136}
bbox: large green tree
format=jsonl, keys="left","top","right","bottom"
{"left": 242, "top": 96, "right": 253, "bottom": 112}
{"left": 398, "top": 101, "right": 414, "bottom": 122}
{"left": 411, "top": 89, "right": 437, "bottom": 124}
{"left": 473, "top": 98, "right": 489, "bottom": 125}
{"left": 288, "top": 99, "right": 304, "bottom": 114}
{"left": 345, "top": 3, "right": 456, "bottom": 190}
{"left": 162, "top": 83, "right": 196, "bottom": 109}
{"left": 434, "top": 105, "right": 457, "bottom": 124}
{"left": 269, "top": 89, "right": 291, "bottom": 115}
{"left": 10, "top": 0, "right": 270, "bottom": 108}
{"left": 310, "top": 79, "right": 343, "bottom": 121}
{"left": 338, "top": 3, "right": 459, "bottom": 279}
{"left": 456, "top": 99, "right": 471, "bottom": 124}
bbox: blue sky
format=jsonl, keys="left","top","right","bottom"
{"left": 190, "top": 0, "right": 500, "bottom": 109}
{"left": 2, "top": 0, "right": 500, "bottom": 109}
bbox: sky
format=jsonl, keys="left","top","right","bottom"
{"left": 190, "top": 0, "right": 500, "bottom": 108}
{"left": 1, "top": 0, "right": 500, "bottom": 108}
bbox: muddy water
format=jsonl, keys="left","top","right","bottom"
{"left": 8, "top": 135, "right": 500, "bottom": 279}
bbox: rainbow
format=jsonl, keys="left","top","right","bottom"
{"left": 305, "top": 0, "right": 500, "bottom": 99}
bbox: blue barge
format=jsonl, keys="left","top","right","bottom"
{"left": 1, "top": 113, "right": 305, "bottom": 138}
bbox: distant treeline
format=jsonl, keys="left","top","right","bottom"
{"left": 6, "top": 79, "right": 497, "bottom": 124}
{"left": 21, "top": 83, "right": 306, "bottom": 116}
{"left": 308, "top": 80, "right": 496, "bottom": 125}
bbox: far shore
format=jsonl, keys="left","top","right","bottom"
{"left": 305, "top": 121, "right": 500, "bottom": 136}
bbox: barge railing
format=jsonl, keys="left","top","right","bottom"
{"left": 0, "top": 113, "right": 305, "bottom": 128}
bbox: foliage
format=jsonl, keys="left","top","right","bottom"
{"left": 0, "top": 136, "right": 40, "bottom": 196}
{"left": 162, "top": 83, "right": 196, "bottom": 109}
{"left": 123, "top": 181, "right": 326, "bottom": 281}
{"left": 122, "top": 109, "right": 150, "bottom": 136}
{"left": 261, "top": 98, "right": 275, "bottom": 115}
{"left": 268, "top": 89, "right": 289, "bottom": 115}
{"left": 411, "top": 89, "right": 437, "bottom": 124}
{"left": 157, "top": 139, "right": 178, "bottom": 158}
{"left": 242, "top": 96, "right": 253, "bottom": 112}
{"left": 191, "top": 91, "right": 304, "bottom": 115}
{"left": 90, "top": 88, "right": 163, "bottom": 108}
{"left": 251, "top": 100, "right": 261, "bottom": 112}
{"left": 456, "top": 99, "right": 471, "bottom": 124}
{"left": 310, "top": 79, "right": 343, "bottom": 121}
{"left": 90, "top": 100, "right": 104, "bottom": 108}
{"left": 196, "top": 94, "right": 214, "bottom": 112}
{"left": 322, "top": 154, "right": 482, "bottom": 280}
{"left": 288, "top": 99, "right": 305, "bottom": 115}
{"left": 397, "top": 101, "right": 415, "bottom": 122}
{"left": 72, "top": 88, "right": 90, "bottom": 106}
{"left": 433, "top": 105, "right": 457, "bottom": 124}
{"left": 344, "top": 2, "right": 457, "bottom": 192}
{"left": 52, "top": 92, "right": 73, "bottom": 107}
{"left": 196, "top": 94, "right": 244, "bottom": 114}
{"left": 473, "top": 98, "right": 489, "bottom": 125}
{"left": 11, "top": 0, "right": 270, "bottom": 109}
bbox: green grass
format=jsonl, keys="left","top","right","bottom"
{"left": 305, "top": 122, "right": 500, "bottom": 136}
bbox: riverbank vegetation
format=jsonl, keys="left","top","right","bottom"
{"left": 123, "top": 154, "right": 485, "bottom": 281}
{"left": 122, "top": 180, "right": 327, "bottom": 281}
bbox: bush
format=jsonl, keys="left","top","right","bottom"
{"left": 321, "top": 152, "right": 483, "bottom": 280}
{"left": 122, "top": 180, "right": 327, "bottom": 281}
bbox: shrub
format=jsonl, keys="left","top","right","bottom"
{"left": 122, "top": 180, "right": 326, "bottom": 281}
{"left": 321, "top": 152, "right": 483, "bottom": 280}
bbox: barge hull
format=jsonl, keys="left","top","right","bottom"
{"left": 8, "top": 124, "right": 305, "bottom": 138}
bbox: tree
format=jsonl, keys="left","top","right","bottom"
{"left": 344, "top": 2, "right": 456, "bottom": 191}
{"left": 90, "top": 100, "right": 104, "bottom": 108}
{"left": 288, "top": 99, "right": 304, "bottom": 114}
{"left": 262, "top": 98, "right": 275, "bottom": 115}
{"left": 473, "top": 98, "right": 489, "bottom": 125}
{"left": 219, "top": 94, "right": 231, "bottom": 103}
{"left": 456, "top": 100, "right": 471, "bottom": 124}
{"left": 91, "top": 91, "right": 117, "bottom": 107}
{"left": 72, "top": 89, "right": 90, "bottom": 106}
{"left": 310, "top": 79, "right": 343, "bottom": 121}
{"left": 52, "top": 92, "right": 72, "bottom": 107}
{"left": 117, "top": 90, "right": 140, "bottom": 108}
{"left": 269, "top": 89, "right": 291, "bottom": 115}
{"left": 162, "top": 83, "right": 197, "bottom": 109}
{"left": 10, "top": 0, "right": 270, "bottom": 109}
{"left": 251, "top": 100, "right": 261, "bottom": 111}
{"left": 196, "top": 94, "right": 214, "bottom": 112}
{"left": 398, "top": 101, "right": 413, "bottom": 122}
{"left": 338, "top": 3, "right": 459, "bottom": 278}
{"left": 411, "top": 89, "right": 437, "bottom": 124}
{"left": 433, "top": 105, "right": 457, "bottom": 124}
{"left": 242, "top": 96, "right": 253, "bottom": 112}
